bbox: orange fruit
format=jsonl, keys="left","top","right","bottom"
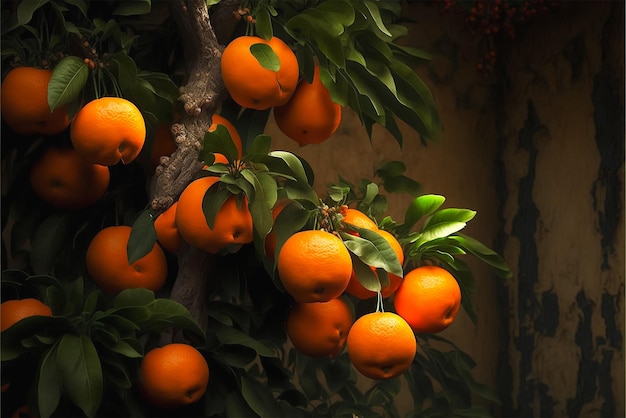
{"left": 150, "top": 122, "right": 177, "bottom": 167}
{"left": 175, "top": 176, "right": 253, "bottom": 254}
{"left": 86, "top": 225, "right": 167, "bottom": 295}
{"left": 277, "top": 230, "right": 352, "bottom": 303}
{"left": 140, "top": 343, "right": 209, "bottom": 409}
{"left": 30, "top": 146, "right": 110, "bottom": 210}
{"left": 346, "top": 229, "right": 404, "bottom": 299}
{"left": 207, "top": 114, "right": 243, "bottom": 164}
{"left": 341, "top": 208, "right": 378, "bottom": 234}
{"left": 273, "top": 65, "right": 341, "bottom": 146}
{"left": 347, "top": 311, "right": 416, "bottom": 380}
{"left": 70, "top": 97, "right": 146, "bottom": 166}
{"left": 154, "top": 202, "right": 182, "bottom": 254}
{"left": 0, "top": 67, "right": 70, "bottom": 136}
{"left": 393, "top": 265, "right": 462, "bottom": 334}
{"left": 221, "top": 36, "right": 299, "bottom": 110}
{"left": 286, "top": 297, "right": 353, "bottom": 358}
{"left": 1, "top": 298, "right": 52, "bottom": 332}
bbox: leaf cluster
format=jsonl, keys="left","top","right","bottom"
{"left": 241, "top": 0, "right": 441, "bottom": 146}
{"left": 1, "top": 271, "right": 203, "bottom": 417}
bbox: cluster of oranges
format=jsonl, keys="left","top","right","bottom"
{"left": 275, "top": 206, "right": 463, "bottom": 380}
{"left": 1, "top": 33, "right": 463, "bottom": 411}
{"left": 1, "top": 66, "right": 148, "bottom": 213}
{"left": 0, "top": 65, "right": 211, "bottom": 410}
{"left": 221, "top": 35, "right": 342, "bottom": 146}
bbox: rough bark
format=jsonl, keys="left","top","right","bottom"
{"left": 148, "top": 0, "right": 239, "bottom": 333}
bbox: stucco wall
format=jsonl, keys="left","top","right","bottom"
{"left": 496, "top": 2, "right": 624, "bottom": 416}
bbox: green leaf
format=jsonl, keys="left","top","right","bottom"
{"left": 268, "top": 151, "right": 312, "bottom": 186}
{"left": 362, "top": 1, "right": 393, "bottom": 36}
{"left": 105, "top": 339, "right": 142, "bottom": 358}
{"left": 1, "top": 316, "right": 67, "bottom": 361}
{"left": 242, "top": 376, "right": 285, "bottom": 417}
{"left": 127, "top": 209, "right": 158, "bottom": 264}
{"left": 255, "top": 6, "right": 273, "bottom": 40}
{"left": 48, "top": 56, "right": 89, "bottom": 111}
{"left": 17, "top": 0, "right": 49, "bottom": 25}
{"left": 202, "top": 183, "right": 231, "bottom": 230}
{"left": 375, "top": 160, "right": 406, "bottom": 178}
{"left": 215, "top": 326, "right": 275, "bottom": 357}
{"left": 30, "top": 213, "right": 68, "bottom": 275}
{"left": 401, "top": 194, "right": 446, "bottom": 233}
{"left": 57, "top": 334, "right": 103, "bottom": 417}
{"left": 414, "top": 222, "right": 467, "bottom": 248}
{"left": 381, "top": 174, "right": 421, "bottom": 196}
{"left": 38, "top": 342, "right": 62, "bottom": 418}
{"left": 113, "top": 0, "right": 151, "bottom": 16}
{"left": 449, "top": 234, "right": 512, "bottom": 278}
{"left": 113, "top": 288, "right": 155, "bottom": 308}
{"left": 389, "top": 60, "right": 441, "bottom": 140}
{"left": 249, "top": 134, "right": 272, "bottom": 156}
{"left": 148, "top": 298, "right": 205, "bottom": 338}
{"left": 341, "top": 229, "right": 402, "bottom": 277}
{"left": 350, "top": 253, "right": 380, "bottom": 292}
{"left": 424, "top": 208, "right": 477, "bottom": 228}
{"left": 202, "top": 124, "right": 240, "bottom": 163}
{"left": 242, "top": 170, "right": 275, "bottom": 240}
{"left": 250, "top": 43, "right": 280, "bottom": 71}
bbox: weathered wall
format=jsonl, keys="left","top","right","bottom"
{"left": 496, "top": 2, "right": 624, "bottom": 417}
{"left": 268, "top": 2, "right": 624, "bottom": 417}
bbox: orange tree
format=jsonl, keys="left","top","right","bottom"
{"left": 1, "top": 1, "right": 511, "bottom": 417}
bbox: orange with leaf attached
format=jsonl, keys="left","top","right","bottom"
{"left": 1, "top": 67, "right": 70, "bottom": 136}
{"left": 221, "top": 36, "right": 299, "bottom": 110}
{"left": 175, "top": 176, "right": 253, "bottom": 254}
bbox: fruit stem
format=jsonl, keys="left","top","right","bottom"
{"left": 376, "top": 291, "right": 385, "bottom": 313}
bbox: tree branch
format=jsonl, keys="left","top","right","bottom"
{"left": 148, "top": 0, "right": 240, "bottom": 334}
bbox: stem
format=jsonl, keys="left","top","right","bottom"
{"left": 376, "top": 291, "right": 384, "bottom": 313}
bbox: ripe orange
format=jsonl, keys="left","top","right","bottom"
{"left": 30, "top": 147, "right": 110, "bottom": 210}
{"left": 154, "top": 202, "right": 182, "bottom": 254}
{"left": 150, "top": 122, "right": 177, "bottom": 167}
{"left": 1, "top": 298, "right": 52, "bottom": 332}
{"left": 221, "top": 36, "right": 299, "bottom": 110}
{"left": 140, "top": 343, "right": 209, "bottom": 409}
{"left": 277, "top": 230, "right": 352, "bottom": 303}
{"left": 70, "top": 97, "right": 146, "bottom": 166}
{"left": 273, "top": 65, "right": 342, "bottom": 146}
{"left": 393, "top": 265, "right": 462, "bottom": 334}
{"left": 341, "top": 208, "right": 378, "bottom": 234}
{"left": 347, "top": 311, "right": 416, "bottom": 380}
{"left": 85, "top": 225, "right": 167, "bottom": 295}
{"left": 0, "top": 67, "right": 70, "bottom": 136}
{"left": 345, "top": 229, "right": 404, "bottom": 299}
{"left": 175, "top": 176, "right": 253, "bottom": 254}
{"left": 207, "top": 114, "right": 243, "bottom": 164}
{"left": 286, "top": 297, "right": 353, "bottom": 358}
